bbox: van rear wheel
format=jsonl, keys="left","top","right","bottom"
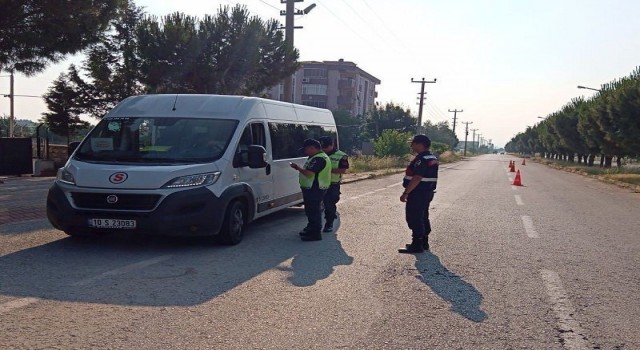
{"left": 217, "top": 200, "right": 246, "bottom": 245}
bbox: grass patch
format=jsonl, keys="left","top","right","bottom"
{"left": 350, "top": 155, "right": 407, "bottom": 173}
{"left": 602, "top": 174, "right": 640, "bottom": 186}
{"left": 533, "top": 157, "right": 640, "bottom": 190}
{"left": 439, "top": 151, "right": 462, "bottom": 163}
{"left": 349, "top": 151, "right": 462, "bottom": 174}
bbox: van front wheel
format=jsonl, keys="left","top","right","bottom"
{"left": 217, "top": 200, "right": 246, "bottom": 245}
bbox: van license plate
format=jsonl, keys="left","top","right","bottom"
{"left": 88, "top": 219, "right": 137, "bottom": 229}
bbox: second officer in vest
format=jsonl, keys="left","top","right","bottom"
{"left": 319, "top": 136, "right": 349, "bottom": 233}
{"left": 398, "top": 134, "right": 439, "bottom": 253}
{"left": 290, "top": 139, "right": 332, "bottom": 241}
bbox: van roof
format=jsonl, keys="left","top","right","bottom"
{"left": 106, "top": 94, "right": 334, "bottom": 124}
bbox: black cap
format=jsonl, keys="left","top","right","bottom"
{"left": 318, "top": 136, "right": 333, "bottom": 148}
{"left": 302, "top": 138, "right": 321, "bottom": 149}
{"left": 410, "top": 134, "right": 431, "bottom": 147}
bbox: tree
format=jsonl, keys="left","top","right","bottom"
{"left": 364, "top": 103, "right": 416, "bottom": 139}
{"left": 333, "top": 109, "right": 365, "bottom": 153}
{"left": 374, "top": 130, "right": 412, "bottom": 157}
{"left": 422, "top": 120, "right": 458, "bottom": 148}
{"left": 0, "top": 0, "right": 120, "bottom": 75}
{"left": 42, "top": 72, "right": 90, "bottom": 144}
{"left": 74, "top": 0, "right": 146, "bottom": 118}
{"left": 136, "top": 5, "right": 299, "bottom": 95}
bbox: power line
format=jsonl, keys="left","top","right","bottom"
{"left": 357, "top": 0, "right": 415, "bottom": 58}
{"left": 257, "top": 0, "right": 280, "bottom": 11}
{"left": 314, "top": 0, "right": 379, "bottom": 48}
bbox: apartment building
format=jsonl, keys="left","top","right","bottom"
{"left": 268, "top": 59, "right": 381, "bottom": 116}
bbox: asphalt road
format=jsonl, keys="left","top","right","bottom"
{"left": 1, "top": 155, "right": 638, "bottom": 349}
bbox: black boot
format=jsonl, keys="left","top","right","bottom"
{"left": 322, "top": 222, "right": 334, "bottom": 233}
{"left": 406, "top": 237, "right": 429, "bottom": 251}
{"left": 399, "top": 238, "right": 425, "bottom": 254}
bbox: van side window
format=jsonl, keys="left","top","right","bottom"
{"left": 234, "top": 122, "right": 266, "bottom": 167}
{"left": 270, "top": 123, "right": 305, "bottom": 159}
{"left": 251, "top": 123, "right": 266, "bottom": 147}
{"left": 269, "top": 123, "right": 338, "bottom": 159}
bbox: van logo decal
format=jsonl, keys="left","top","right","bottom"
{"left": 109, "top": 172, "right": 128, "bottom": 184}
{"left": 106, "top": 195, "right": 119, "bottom": 204}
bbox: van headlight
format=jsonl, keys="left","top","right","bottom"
{"left": 57, "top": 167, "right": 76, "bottom": 185}
{"left": 163, "top": 172, "right": 221, "bottom": 188}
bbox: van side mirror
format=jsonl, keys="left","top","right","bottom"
{"left": 68, "top": 141, "right": 81, "bottom": 156}
{"left": 247, "top": 145, "right": 268, "bottom": 168}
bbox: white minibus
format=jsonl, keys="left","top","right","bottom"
{"left": 46, "top": 94, "right": 337, "bottom": 244}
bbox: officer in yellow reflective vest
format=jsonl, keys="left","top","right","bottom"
{"left": 290, "top": 139, "right": 332, "bottom": 241}
{"left": 319, "top": 136, "right": 349, "bottom": 232}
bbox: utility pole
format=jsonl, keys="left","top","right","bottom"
{"left": 448, "top": 109, "right": 463, "bottom": 136}
{"left": 470, "top": 128, "right": 478, "bottom": 152}
{"left": 461, "top": 121, "right": 473, "bottom": 156}
{"left": 9, "top": 70, "right": 14, "bottom": 138}
{"left": 411, "top": 77, "right": 436, "bottom": 134}
{"left": 281, "top": 0, "right": 316, "bottom": 103}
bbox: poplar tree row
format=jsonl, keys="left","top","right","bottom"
{"left": 505, "top": 68, "right": 640, "bottom": 167}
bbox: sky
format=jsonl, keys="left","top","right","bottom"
{"left": 2, "top": 0, "right": 639, "bottom": 147}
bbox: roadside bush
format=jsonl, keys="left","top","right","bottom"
{"left": 374, "top": 130, "right": 412, "bottom": 157}
{"left": 431, "top": 141, "right": 449, "bottom": 155}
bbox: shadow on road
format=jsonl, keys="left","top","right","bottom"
{"left": 0, "top": 208, "right": 353, "bottom": 307}
{"left": 279, "top": 221, "right": 354, "bottom": 287}
{"left": 415, "top": 252, "right": 487, "bottom": 322}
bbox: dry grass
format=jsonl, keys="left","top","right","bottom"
{"left": 439, "top": 151, "right": 462, "bottom": 163}
{"left": 533, "top": 157, "right": 640, "bottom": 191}
{"left": 350, "top": 155, "right": 408, "bottom": 173}
{"left": 349, "top": 151, "right": 461, "bottom": 174}
{"left": 602, "top": 174, "right": 640, "bottom": 186}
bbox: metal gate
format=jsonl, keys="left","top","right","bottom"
{"left": 0, "top": 138, "right": 33, "bottom": 176}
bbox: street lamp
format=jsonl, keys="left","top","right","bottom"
{"left": 577, "top": 85, "right": 601, "bottom": 92}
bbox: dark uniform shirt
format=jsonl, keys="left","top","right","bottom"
{"left": 403, "top": 151, "right": 439, "bottom": 191}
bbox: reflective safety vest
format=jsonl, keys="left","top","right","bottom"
{"left": 328, "top": 150, "right": 347, "bottom": 184}
{"left": 299, "top": 152, "right": 332, "bottom": 190}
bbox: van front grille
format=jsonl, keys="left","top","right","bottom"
{"left": 71, "top": 192, "right": 161, "bottom": 211}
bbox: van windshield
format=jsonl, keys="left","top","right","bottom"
{"left": 74, "top": 117, "right": 238, "bottom": 164}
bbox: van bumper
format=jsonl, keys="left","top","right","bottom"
{"left": 46, "top": 183, "right": 227, "bottom": 237}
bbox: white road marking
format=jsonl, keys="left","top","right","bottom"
{"left": 385, "top": 183, "right": 403, "bottom": 188}
{"left": 511, "top": 186, "right": 519, "bottom": 191}
{"left": 521, "top": 216, "right": 539, "bottom": 238}
{"left": 72, "top": 255, "right": 173, "bottom": 286}
{"left": 0, "top": 297, "right": 39, "bottom": 315}
{"left": 514, "top": 195, "right": 524, "bottom": 206}
{"left": 540, "top": 270, "right": 590, "bottom": 350}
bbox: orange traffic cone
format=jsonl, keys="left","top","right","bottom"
{"left": 512, "top": 170, "right": 523, "bottom": 186}
{"left": 510, "top": 161, "right": 516, "bottom": 172}
{"left": 522, "top": 158, "right": 526, "bottom": 165}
